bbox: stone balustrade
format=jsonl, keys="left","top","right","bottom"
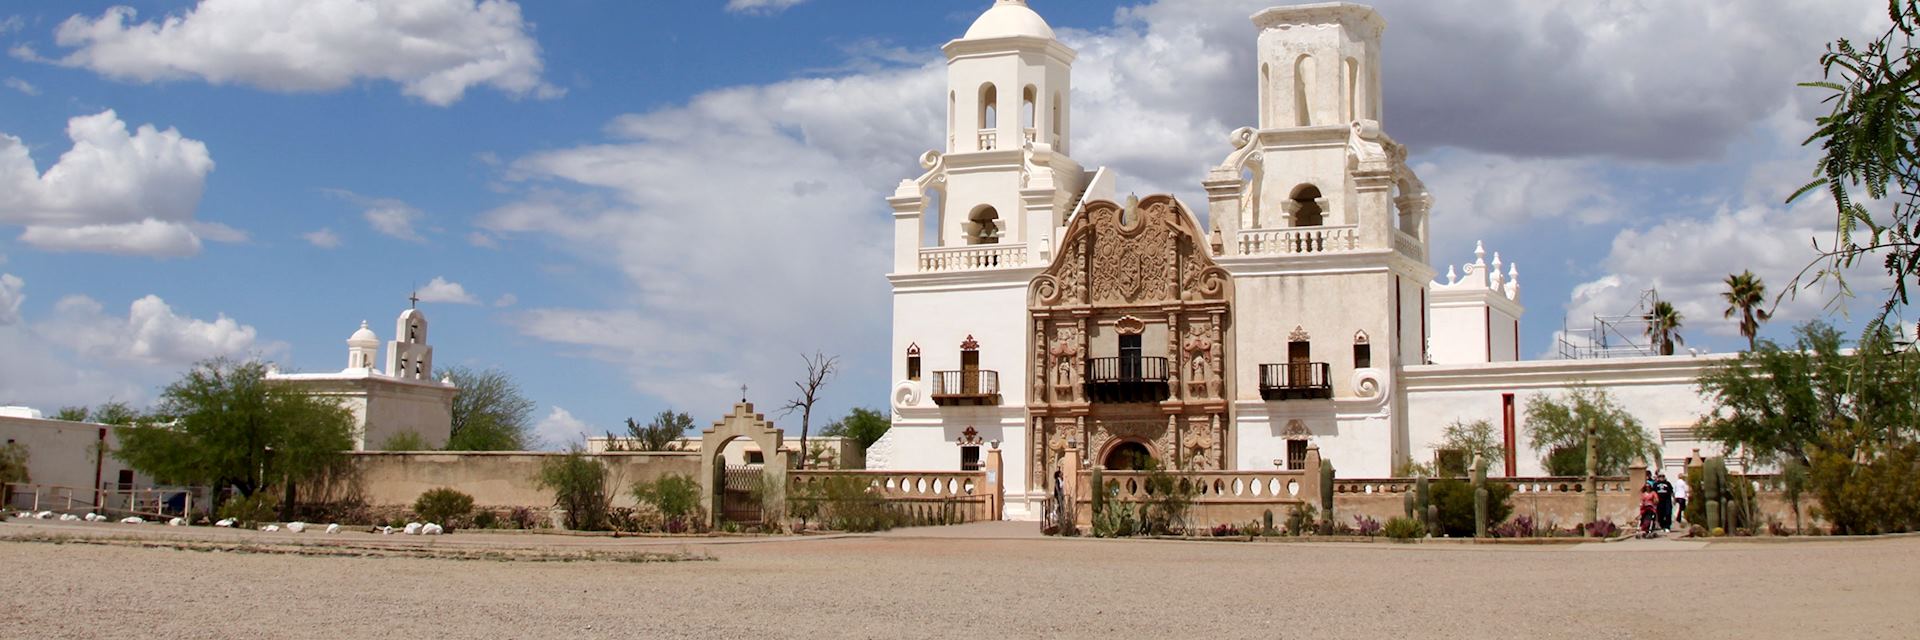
{"left": 918, "top": 243, "right": 1028, "bottom": 272}
{"left": 978, "top": 129, "right": 998, "bottom": 151}
{"left": 1333, "top": 476, "right": 1637, "bottom": 496}
{"left": 788, "top": 470, "right": 993, "bottom": 522}
{"left": 1236, "top": 225, "right": 1360, "bottom": 256}
{"left": 1393, "top": 230, "right": 1423, "bottom": 259}
{"left": 1077, "top": 470, "right": 1310, "bottom": 504}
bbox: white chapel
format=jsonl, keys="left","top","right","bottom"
{"left": 268, "top": 300, "right": 458, "bottom": 450}
{"left": 870, "top": 1, "right": 1731, "bottom": 520}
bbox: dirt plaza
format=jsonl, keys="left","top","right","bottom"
{"left": 2, "top": 521, "right": 1916, "bottom": 639}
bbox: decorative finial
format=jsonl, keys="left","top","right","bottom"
{"left": 1473, "top": 241, "right": 1486, "bottom": 262}
{"left": 1446, "top": 265, "right": 1457, "bottom": 284}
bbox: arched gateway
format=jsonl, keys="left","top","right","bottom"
{"left": 1027, "top": 195, "right": 1236, "bottom": 486}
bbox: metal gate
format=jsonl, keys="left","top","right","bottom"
{"left": 720, "top": 465, "right": 762, "bottom": 525}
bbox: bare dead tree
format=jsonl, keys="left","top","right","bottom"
{"left": 780, "top": 351, "right": 839, "bottom": 469}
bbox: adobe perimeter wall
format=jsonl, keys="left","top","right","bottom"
{"left": 348, "top": 451, "right": 699, "bottom": 508}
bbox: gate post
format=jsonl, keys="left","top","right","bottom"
{"left": 986, "top": 445, "right": 1004, "bottom": 521}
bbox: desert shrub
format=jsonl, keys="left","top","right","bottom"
{"left": 1809, "top": 441, "right": 1920, "bottom": 535}
{"left": 379, "top": 431, "right": 430, "bottom": 451}
{"left": 537, "top": 451, "right": 611, "bottom": 531}
{"left": 1209, "top": 522, "right": 1241, "bottom": 537}
{"left": 633, "top": 474, "right": 703, "bottom": 530}
{"left": 1352, "top": 514, "right": 1382, "bottom": 538}
{"left": 1492, "top": 514, "right": 1538, "bottom": 538}
{"left": 608, "top": 507, "right": 642, "bottom": 533}
{"left": 1384, "top": 516, "right": 1426, "bottom": 541}
{"left": 413, "top": 488, "right": 475, "bottom": 528}
{"left": 471, "top": 510, "right": 499, "bottom": 529}
{"left": 217, "top": 491, "right": 280, "bottom": 526}
{"left": 1139, "top": 462, "right": 1196, "bottom": 534}
{"left": 1582, "top": 520, "right": 1620, "bottom": 538}
{"left": 508, "top": 506, "right": 540, "bottom": 530}
{"left": 0, "top": 442, "right": 30, "bottom": 487}
{"left": 1430, "top": 479, "right": 1512, "bottom": 537}
{"left": 1285, "top": 502, "right": 1317, "bottom": 536}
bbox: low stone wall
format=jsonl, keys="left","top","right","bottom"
{"left": 348, "top": 451, "right": 700, "bottom": 509}
{"left": 1333, "top": 475, "right": 1810, "bottom": 530}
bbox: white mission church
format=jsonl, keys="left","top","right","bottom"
{"left": 868, "top": 1, "right": 1731, "bottom": 519}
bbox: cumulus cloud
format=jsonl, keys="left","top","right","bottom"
{"left": 325, "top": 190, "right": 427, "bottom": 242}
{"left": 0, "top": 110, "right": 220, "bottom": 256}
{"left": 3, "top": 77, "right": 37, "bottom": 96}
{"left": 493, "top": 293, "right": 517, "bottom": 308}
{"left": 45, "top": 0, "right": 559, "bottom": 106}
{"left": 415, "top": 277, "right": 479, "bottom": 305}
{"left": 0, "top": 273, "right": 23, "bottom": 325}
{"left": 532, "top": 406, "right": 591, "bottom": 450}
{"left": 725, "top": 0, "right": 807, "bottom": 15}
{"left": 303, "top": 227, "right": 342, "bottom": 249}
{"left": 43, "top": 293, "right": 277, "bottom": 365}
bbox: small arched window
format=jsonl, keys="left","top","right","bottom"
{"left": 1021, "top": 86, "right": 1037, "bottom": 136}
{"left": 1345, "top": 58, "right": 1359, "bottom": 122}
{"left": 923, "top": 186, "right": 945, "bottom": 247}
{"left": 906, "top": 343, "right": 922, "bottom": 381}
{"left": 1293, "top": 54, "right": 1314, "bottom": 127}
{"left": 979, "top": 84, "right": 998, "bottom": 130}
{"left": 1260, "top": 62, "right": 1272, "bottom": 125}
{"left": 1290, "top": 185, "right": 1324, "bottom": 227}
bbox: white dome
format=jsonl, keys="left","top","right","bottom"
{"left": 347, "top": 321, "right": 378, "bottom": 347}
{"left": 964, "top": 0, "right": 1054, "bottom": 40}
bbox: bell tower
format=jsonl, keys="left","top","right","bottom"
{"left": 386, "top": 295, "right": 434, "bottom": 381}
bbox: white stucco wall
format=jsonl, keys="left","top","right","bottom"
{"left": 0, "top": 415, "right": 144, "bottom": 496}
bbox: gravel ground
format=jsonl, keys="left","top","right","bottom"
{"left": 2, "top": 521, "right": 1916, "bottom": 639}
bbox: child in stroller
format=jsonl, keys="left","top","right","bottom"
{"left": 1638, "top": 483, "right": 1659, "bottom": 538}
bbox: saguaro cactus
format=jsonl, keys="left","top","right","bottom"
{"left": 1090, "top": 466, "right": 1105, "bottom": 518}
{"left": 1402, "top": 490, "right": 1416, "bottom": 520}
{"left": 1415, "top": 476, "right": 1432, "bottom": 529}
{"left": 1472, "top": 455, "right": 1489, "bottom": 539}
{"left": 1319, "top": 462, "right": 1336, "bottom": 525}
{"left": 1703, "top": 457, "right": 1725, "bottom": 532}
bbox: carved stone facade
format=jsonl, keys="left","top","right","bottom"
{"left": 1028, "top": 195, "right": 1234, "bottom": 486}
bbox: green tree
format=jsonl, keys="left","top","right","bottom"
{"left": 51, "top": 406, "right": 90, "bottom": 422}
{"left": 1794, "top": 0, "right": 1920, "bottom": 324}
{"left": 113, "top": 359, "right": 355, "bottom": 513}
{"left": 1694, "top": 322, "right": 1856, "bottom": 469}
{"left": 380, "top": 431, "right": 431, "bottom": 451}
{"left": 632, "top": 474, "right": 702, "bottom": 528}
{"left": 1429, "top": 419, "right": 1504, "bottom": 477}
{"left": 1645, "top": 299, "right": 1685, "bottom": 356}
{"left": 1721, "top": 270, "right": 1774, "bottom": 351}
{"left": 441, "top": 366, "right": 535, "bottom": 451}
{"left": 624, "top": 410, "right": 693, "bottom": 451}
{"left": 0, "top": 441, "right": 28, "bottom": 486}
{"left": 49, "top": 401, "right": 142, "bottom": 425}
{"left": 821, "top": 407, "right": 891, "bottom": 450}
{"left": 1524, "top": 388, "right": 1659, "bottom": 476}
{"left": 537, "top": 450, "right": 611, "bottom": 531}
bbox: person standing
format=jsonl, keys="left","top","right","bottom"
{"left": 1653, "top": 472, "right": 1676, "bottom": 531}
{"left": 1672, "top": 470, "right": 1690, "bottom": 525}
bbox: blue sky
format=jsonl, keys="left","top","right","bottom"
{"left": 0, "top": 0, "right": 1904, "bottom": 447}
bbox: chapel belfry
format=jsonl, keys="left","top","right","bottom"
{"left": 385, "top": 294, "right": 434, "bottom": 381}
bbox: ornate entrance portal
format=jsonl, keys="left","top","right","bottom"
{"left": 1027, "top": 195, "right": 1236, "bottom": 484}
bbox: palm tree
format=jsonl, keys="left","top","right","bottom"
{"left": 1721, "top": 270, "right": 1772, "bottom": 350}
{"left": 1645, "top": 299, "right": 1684, "bottom": 356}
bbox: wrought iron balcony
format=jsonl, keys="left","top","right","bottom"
{"left": 1259, "top": 362, "right": 1333, "bottom": 400}
{"left": 931, "top": 370, "right": 1000, "bottom": 406}
{"left": 1083, "top": 356, "right": 1170, "bottom": 404}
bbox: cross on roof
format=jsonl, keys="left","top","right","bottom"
{"left": 409, "top": 290, "right": 419, "bottom": 309}
{"left": 740, "top": 384, "right": 748, "bottom": 402}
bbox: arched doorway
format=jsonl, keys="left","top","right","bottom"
{"left": 1104, "top": 440, "right": 1154, "bottom": 471}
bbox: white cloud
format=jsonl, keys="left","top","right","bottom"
{"left": 0, "top": 273, "right": 23, "bottom": 325}
{"left": 725, "top": 0, "right": 807, "bottom": 16}
{"left": 364, "top": 201, "right": 425, "bottom": 241}
{"left": 532, "top": 406, "right": 592, "bottom": 450}
{"left": 3, "top": 77, "right": 38, "bottom": 96}
{"left": 467, "top": 231, "right": 498, "bottom": 248}
{"left": 0, "top": 16, "right": 22, "bottom": 35}
{"left": 493, "top": 293, "right": 517, "bottom": 308}
{"left": 18, "top": 219, "right": 202, "bottom": 257}
{"left": 43, "top": 294, "right": 277, "bottom": 366}
{"left": 415, "top": 276, "right": 479, "bottom": 305}
{"left": 47, "top": 0, "right": 560, "bottom": 107}
{"left": 303, "top": 227, "right": 342, "bottom": 249}
{"left": 0, "top": 110, "right": 218, "bottom": 256}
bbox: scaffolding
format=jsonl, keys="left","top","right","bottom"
{"left": 1557, "top": 289, "right": 1661, "bottom": 359}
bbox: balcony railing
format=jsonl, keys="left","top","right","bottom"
{"left": 931, "top": 370, "right": 1000, "bottom": 406}
{"left": 1236, "top": 225, "right": 1360, "bottom": 256}
{"left": 1083, "top": 356, "right": 1170, "bottom": 404}
{"left": 918, "top": 243, "right": 1028, "bottom": 272}
{"left": 1393, "top": 230, "right": 1424, "bottom": 259}
{"left": 978, "top": 129, "right": 998, "bottom": 151}
{"left": 1259, "top": 362, "right": 1333, "bottom": 400}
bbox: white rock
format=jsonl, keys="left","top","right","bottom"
{"left": 376, "top": 525, "right": 394, "bottom": 535}
{"left": 13, "top": 512, "right": 28, "bottom": 519}
{"left": 286, "top": 521, "right": 307, "bottom": 533}
{"left": 168, "top": 517, "right": 186, "bottom": 527}
{"left": 403, "top": 522, "right": 423, "bottom": 535}
{"left": 421, "top": 523, "right": 444, "bottom": 535}
{"left": 59, "top": 514, "right": 80, "bottom": 521}
{"left": 35, "top": 511, "right": 53, "bottom": 519}
{"left": 85, "top": 513, "right": 106, "bottom": 522}
{"left": 120, "top": 517, "right": 144, "bottom": 524}
{"left": 261, "top": 524, "right": 281, "bottom": 532}
{"left": 325, "top": 523, "right": 342, "bottom": 534}
{"left": 214, "top": 518, "right": 236, "bottom": 528}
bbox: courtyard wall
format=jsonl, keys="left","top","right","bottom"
{"left": 347, "top": 451, "right": 699, "bottom": 508}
